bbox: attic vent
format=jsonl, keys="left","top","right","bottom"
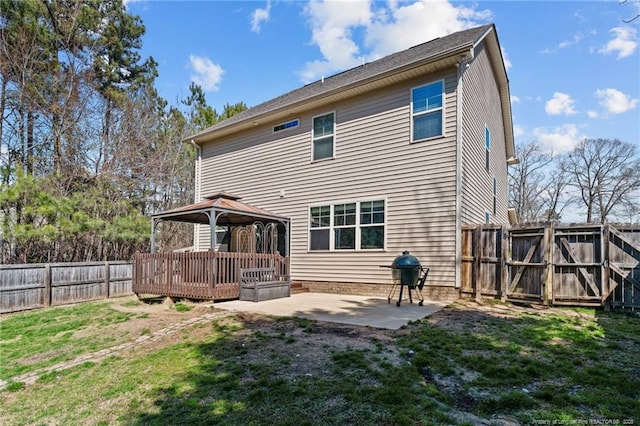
{"left": 273, "top": 118, "right": 300, "bottom": 133}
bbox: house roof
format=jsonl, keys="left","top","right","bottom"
{"left": 186, "top": 23, "right": 514, "bottom": 158}
{"left": 152, "top": 192, "right": 289, "bottom": 225}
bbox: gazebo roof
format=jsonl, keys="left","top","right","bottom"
{"left": 152, "top": 192, "right": 289, "bottom": 225}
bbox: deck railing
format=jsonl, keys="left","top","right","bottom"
{"left": 132, "top": 251, "right": 289, "bottom": 300}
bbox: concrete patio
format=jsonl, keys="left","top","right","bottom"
{"left": 215, "top": 292, "right": 449, "bottom": 330}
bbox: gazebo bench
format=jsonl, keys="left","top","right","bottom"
{"left": 239, "top": 267, "right": 291, "bottom": 302}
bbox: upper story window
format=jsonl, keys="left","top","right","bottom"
{"left": 411, "top": 80, "right": 443, "bottom": 141}
{"left": 485, "top": 126, "right": 491, "bottom": 171}
{"left": 273, "top": 118, "right": 300, "bottom": 133}
{"left": 312, "top": 112, "right": 335, "bottom": 161}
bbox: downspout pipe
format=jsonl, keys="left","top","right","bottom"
{"left": 190, "top": 139, "right": 202, "bottom": 250}
{"left": 455, "top": 48, "right": 474, "bottom": 289}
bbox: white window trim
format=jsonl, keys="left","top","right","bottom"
{"left": 273, "top": 118, "right": 300, "bottom": 133}
{"left": 308, "top": 197, "right": 387, "bottom": 252}
{"left": 410, "top": 79, "right": 445, "bottom": 143}
{"left": 311, "top": 111, "right": 336, "bottom": 163}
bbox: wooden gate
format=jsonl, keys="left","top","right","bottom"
{"left": 460, "top": 225, "right": 506, "bottom": 299}
{"left": 608, "top": 226, "right": 640, "bottom": 311}
{"left": 552, "top": 226, "right": 604, "bottom": 305}
{"left": 506, "top": 226, "right": 549, "bottom": 302}
{"left": 463, "top": 223, "right": 639, "bottom": 310}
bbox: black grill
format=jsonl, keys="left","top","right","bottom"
{"left": 385, "top": 251, "right": 428, "bottom": 306}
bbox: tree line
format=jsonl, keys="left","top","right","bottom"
{"left": 509, "top": 138, "right": 640, "bottom": 224}
{"left": 1, "top": 1, "right": 637, "bottom": 264}
{"left": 0, "top": 0, "right": 245, "bottom": 263}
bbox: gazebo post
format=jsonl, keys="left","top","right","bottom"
{"left": 151, "top": 218, "right": 159, "bottom": 253}
{"left": 209, "top": 208, "right": 217, "bottom": 249}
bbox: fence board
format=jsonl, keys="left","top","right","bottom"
{"left": 0, "top": 262, "right": 132, "bottom": 314}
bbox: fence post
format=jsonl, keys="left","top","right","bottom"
{"left": 474, "top": 225, "right": 482, "bottom": 301}
{"left": 44, "top": 263, "right": 51, "bottom": 307}
{"left": 543, "top": 225, "right": 554, "bottom": 305}
{"left": 500, "top": 226, "right": 508, "bottom": 301}
{"left": 602, "top": 225, "right": 611, "bottom": 311}
{"left": 104, "top": 261, "right": 111, "bottom": 299}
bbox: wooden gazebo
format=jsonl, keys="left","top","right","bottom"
{"left": 133, "top": 193, "right": 290, "bottom": 301}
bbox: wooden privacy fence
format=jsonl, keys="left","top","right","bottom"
{"left": 461, "top": 224, "right": 640, "bottom": 311}
{"left": 0, "top": 261, "right": 133, "bottom": 314}
{"left": 132, "top": 251, "right": 289, "bottom": 301}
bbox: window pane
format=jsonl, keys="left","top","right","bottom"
{"left": 313, "top": 113, "right": 334, "bottom": 138}
{"left": 310, "top": 229, "right": 330, "bottom": 250}
{"left": 413, "top": 110, "right": 442, "bottom": 140}
{"left": 310, "top": 206, "right": 330, "bottom": 227}
{"left": 334, "top": 203, "right": 356, "bottom": 226}
{"left": 412, "top": 82, "right": 443, "bottom": 113}
{"left": 313, "top": 137, "right": 333, "bottom": 160}
{"left": 361, "top": 201, "right": 372, "bottom": 214}
{"left": 361, "top": 200, "right": 384, "bottom": 225}
{"left": 485, "top": 127, "right": 491, "bottom": 149}
{"left": 361, "top": 226, "right": 384, "bottom": 249}
{"left": 335, "top": 228, "right": 355, "bottom": 249}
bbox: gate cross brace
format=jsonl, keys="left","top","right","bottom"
{"left": 508, "top": 236, "right": 541, "bottom": 293}
{"left": 558, "top": 238, "right": 601, "bottom": 297}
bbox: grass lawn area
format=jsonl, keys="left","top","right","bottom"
{"left": 1, "top": 297, "right": 639, "bottom": 425}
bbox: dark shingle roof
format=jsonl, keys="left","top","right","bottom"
{"left": 188, "top": 24, "right": 495, "bottom": 142}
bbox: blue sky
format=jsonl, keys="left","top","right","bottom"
{"left": 127, "top": 0, "right": 640, "bottom": 152}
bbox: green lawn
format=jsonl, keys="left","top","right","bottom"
{"left": 1, "top": 298, "right": 638, "bottom": 425}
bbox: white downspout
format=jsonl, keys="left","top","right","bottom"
{"left": 455, "top": 49, "right": 473, "bottom": 289}
{"left": 190, "top": 139, "right": 202, "bottom": 251}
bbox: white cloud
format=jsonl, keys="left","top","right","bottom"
{"left": 545, "top": 92, "right": 577, "bottom": 116}
{"left": 189, "top": 55, "right": 224, "bottom": 92}
{"left": 501, "top": 46, "right": 512, "bottom": 71}
{"left": 299, "top": 0, "right": 492, "bottom": 83}
{"left": 558, "top": 33, "right": 583, "bottom": 49}
{"left": 595, "top": 88, "right": 639, "bottom": 114}
{"left": 533, "top": 124, "right": 583, "bottom": 154}
{"left": 251, "top": 1, "right": 271, "bottom": 33}
{"left": 587, "top": 110, "right": 599, "bottom": 119}
{"left": 511, "top": 95, "right": 520, "bottom": 104}
{"left": 513, "top": 124, "right": 525, "bottom": 138}
{"left": 599, "top": 26, "right": 637, "bottom": 59}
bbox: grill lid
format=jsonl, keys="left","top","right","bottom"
{"left": 391, "top": 251, "right": 421, "bottom": 269}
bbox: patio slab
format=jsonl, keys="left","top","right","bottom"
{"left": 214, "top": 292, "right": 449, "bottom": 330}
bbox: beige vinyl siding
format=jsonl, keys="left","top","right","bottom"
{"left": 460, "top": 42, "right": 509, "bottom": 224}
{"left": 198, "top": 70, "right": 460, "bottom": 287}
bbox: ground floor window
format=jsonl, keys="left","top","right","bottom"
{"left": 309, "top": 199, "right": 385, "bottom": 251}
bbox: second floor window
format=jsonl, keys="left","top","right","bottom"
{"left": 312, "top": 112, "right": 335, "bottom": 161}
{"left": 412, "top": 80, "right": 443, "bottom": 141}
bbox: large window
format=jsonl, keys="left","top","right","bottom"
{"left": 312, "top": 112, "right": 335, "bottom": 161}
{"left": 411, "top": 81, "right": 443, "bottom": 141}
{"left": 309, "top": 200, "right": 385, "bottom": 251}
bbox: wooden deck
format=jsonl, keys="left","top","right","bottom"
{"left": 132, "top": 251, "right": 289, "bottom": 300}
